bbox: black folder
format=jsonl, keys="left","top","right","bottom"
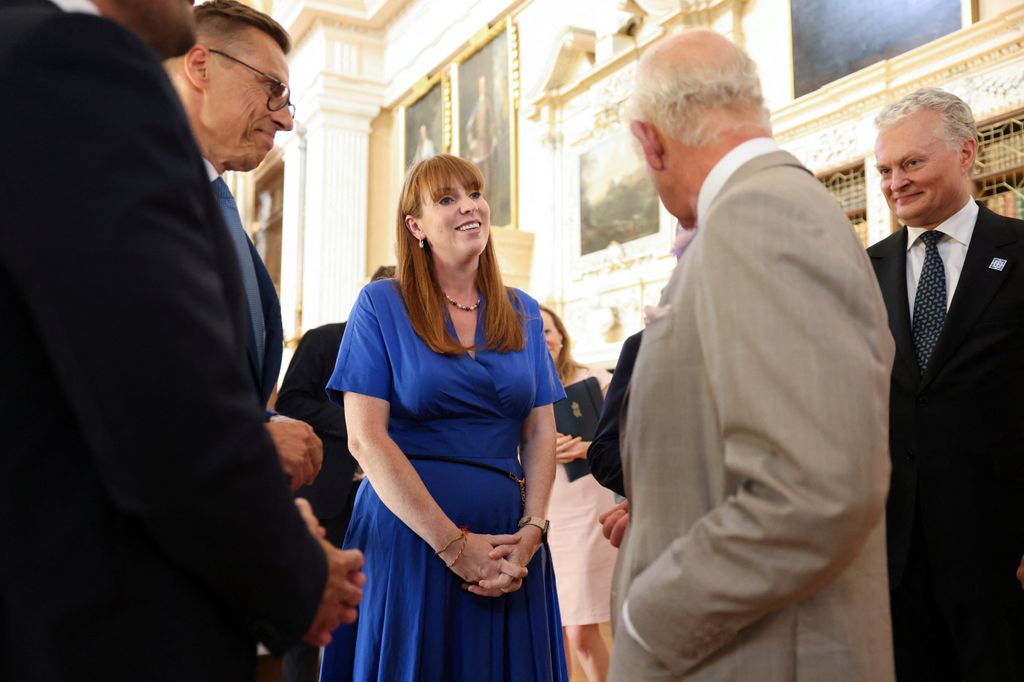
{"left": 553, "top": 376, "right": 603, "bottom": 482}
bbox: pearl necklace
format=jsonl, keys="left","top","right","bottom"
{"left": 444, "top": 291, "right": 481, "bottom": 312}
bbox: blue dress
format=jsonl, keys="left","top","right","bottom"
{"left": 319, "top": 280, "right": 569, "bottom": 682}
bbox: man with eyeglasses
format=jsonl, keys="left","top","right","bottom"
{"left": 167, "top": 1, "right": 324, "bottom": 497}
{"left": 1, "top": 0, "right": 363, "bottom": 679}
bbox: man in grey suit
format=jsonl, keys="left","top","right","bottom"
{"left": 611, "top": 29, "right": 896, "bottom": 680}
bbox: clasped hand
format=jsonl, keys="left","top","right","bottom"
{"left": 555, "top": 432, "right": 588, "bottom": 464}
{"left": 295, "top": 499, "right": 367, "bottom": 647}
{"left": 440, "top": 528, "right": 543, "bottom": 598}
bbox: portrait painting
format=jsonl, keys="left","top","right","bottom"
{"left": 791, "top": 0, "right": 961, "bottom": 97}
{"left": 457, "top": 28, "right": 513, "bottom": 228}
{"left": 403, "top": 81, "right": 444, "bottom": 171}
{"left": 579, "top": 130, "right": 660, "bottom": 255}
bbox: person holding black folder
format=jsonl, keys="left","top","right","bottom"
{"left": 540, "top": 305, "right": 617, "bottom": 682}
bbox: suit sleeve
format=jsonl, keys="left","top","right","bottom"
{"left": 0, "top": 16, "right": 325, "bottom": 653}
{"left": 624, "top": 179, "right": 893, "bottom": 674}
{"left": 586, "top": 331, "right": 642, "bottom": 497}
{"left": 277, "top": 325, "right": 347, "bottom": 440}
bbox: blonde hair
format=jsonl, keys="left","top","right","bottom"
{"left": 396, "top": 155, "right": 524, "bottom": 355}
{"left": 539, "top": 305, "right": 583, "bottom": 385}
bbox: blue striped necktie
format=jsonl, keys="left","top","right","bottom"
{"left": 912, "top": 229, "right": 946, "bottom": 371}
{"left": 211, "top": 177, "right": 265, "bottom": 370}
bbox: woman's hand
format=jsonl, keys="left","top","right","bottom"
{"left": 465, "top": 527, "right": 544, "bottom": 597}
{"left": 440, "top": 532, "right": 528, "bottom": 597}
{"left": 555, "top": 433, "right": 589, "bottom": 464}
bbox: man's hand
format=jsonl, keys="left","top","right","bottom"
{"left": 304, "top": 543, "right": 366, "bottom": 646}
{"left": 598, "top": 499, "right": 629, "bottom": 548}
{"left": 296, "top": 499, "right": 365, "bottom": 645}
{"left": 294, "top": 499, "right": 325, "bottom": 539}
{"left": 266, "top": 417, "right": 323, "bottom": 491}
{"left": 1017, "top": 553, "right": 1024, "bottom": 591}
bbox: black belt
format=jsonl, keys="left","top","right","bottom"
{"left": 407, "top": 454, "right": 526, "bottom": 512}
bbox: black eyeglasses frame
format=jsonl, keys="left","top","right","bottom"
{"left": 209, "top": 48, "right": 296, "bottom": 118}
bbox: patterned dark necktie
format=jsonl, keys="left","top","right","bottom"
{"left": 211, "top": 177, "right": 265, "bottom": 370}
{"left": 912, "top": 230, "right": 946, "bottom": 371}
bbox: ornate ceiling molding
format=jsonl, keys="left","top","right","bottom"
{"left": 274, "top": 0, "right": 408, "bottom": 46}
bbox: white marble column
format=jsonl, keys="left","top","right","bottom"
{"left": 300, "top": 107, "right": 374, "bottom": 330}
{"left": 275, "top": 12, "right": 386, "bottom": 335}
{"left": 278, "top": 131, "right": 305, "bottom": 343}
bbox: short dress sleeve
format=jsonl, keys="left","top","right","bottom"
{"left": 326, "top": 283, "right": 393, "bottom": 405}
{"left": 520, "top": 290, "right": 565, "bottom": 408}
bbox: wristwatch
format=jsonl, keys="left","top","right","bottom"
{"left": 518, "top": 516, "right": 550, "bottom": 543}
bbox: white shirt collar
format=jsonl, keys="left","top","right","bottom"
{"left": 203, "top": 158, "right": 220, "bottom": 183}
{"left": 50, "top": 0, "right": 100, "bottom": 14}
{"left": 905, "top": 198, "right": 978, "bottom": 250}
{"left": 696, "top": 137, "right": 780, "bottom": 227}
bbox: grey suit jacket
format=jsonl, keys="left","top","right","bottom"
{"left": 611, "top": 151, "right": 896, "bottom": 681}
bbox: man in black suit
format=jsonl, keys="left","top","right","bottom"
{"left": 870, "top": 87, "right": 1024, "bottom": 680}
{"left": 166, "top": 0, "right": 323, "bottom": 492}
{"left": 587, "top": 330, "right": 641, "bottom": 498}
{"left": 586, "top": 331, "right": 639, "bottom": 551}
{"left": 0, "top": 1, "right": 363, "bottom": 679}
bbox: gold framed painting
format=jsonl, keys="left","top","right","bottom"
{"left": 579, "top": 130, "right": 659, "bottom": 255}
{"left": 452, "top": 19, "right": 519, "bottom": 229}
{"left": 401, "top": 74, "right": 448, "bottom": 172}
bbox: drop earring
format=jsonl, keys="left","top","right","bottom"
{"left": 419, "top": 238, "right": 425, "bottom": 249}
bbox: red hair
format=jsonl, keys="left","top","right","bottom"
{"left": 396, "top": 155, "right": 524, "bottom": 355}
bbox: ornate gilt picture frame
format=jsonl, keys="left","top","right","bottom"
{"left": 400, "top": 72, "right": 449, "bottom": 172}
{"left": 452, "top": 19, "right": 519, "bottom": 229}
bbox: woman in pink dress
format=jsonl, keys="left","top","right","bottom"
{"left": 539, "top": 305, "right": 617, "bottom": 682}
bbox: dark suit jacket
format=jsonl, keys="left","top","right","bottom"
{"left": 276, "top": 323, "right": 358, "bottom": 531}
{"left": 0, "top": 5, "right": 326, "bottom": 679}
{"left": 245, "top": 237, "right": 284, "bottom": 409}
{"left": 868, "top": 203, "right": 1024, "bottom": 606}
{"left": 587, "top": 330, "right": 642, "bottom": 497}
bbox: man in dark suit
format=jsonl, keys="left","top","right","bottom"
{"left": 275, "top": 264, "right": 393, "bottom": 682}
{"left": 166, "top": 0, "right": 322, "bottom": 492}
{"left": 587, "top": 330, "right": 640, "bottom": 499}
{"left": 0, "top": 1, "right": 363, "bottom": 679}
{"left": 870, "top": 87, "right": 1024, "bottom": 680}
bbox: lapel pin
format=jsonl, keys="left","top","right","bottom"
{"left": 989, "top": 258, "right": 1007, "bottom": 272}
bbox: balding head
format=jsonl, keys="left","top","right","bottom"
{"left": 631, "top": 29, "right": 770, "bottom": 147}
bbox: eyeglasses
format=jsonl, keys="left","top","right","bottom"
{"left": 209, "top": 49, "right": 296, "bottom": 118}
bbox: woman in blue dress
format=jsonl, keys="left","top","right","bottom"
{"left": 319, "top": 154, "right": 569, "bottom": 681}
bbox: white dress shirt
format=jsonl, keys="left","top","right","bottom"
{"left": 905, "top": 198, "right": 977, "bottom": 321}
{"left": 203, "top": 158, "right": 220, "bottom": 183}
{"left": 621, "top": 136, "right": 783, "bottom": 655}
{"left": 50, "top": 0, "right": 99, "bottom": 14}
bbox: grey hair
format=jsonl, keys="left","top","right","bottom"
{"left": 875, "top": 87, "right": 978, "bottom": 149}
{"left": 629, "top": 33, "right": 771, "bottom": 147}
